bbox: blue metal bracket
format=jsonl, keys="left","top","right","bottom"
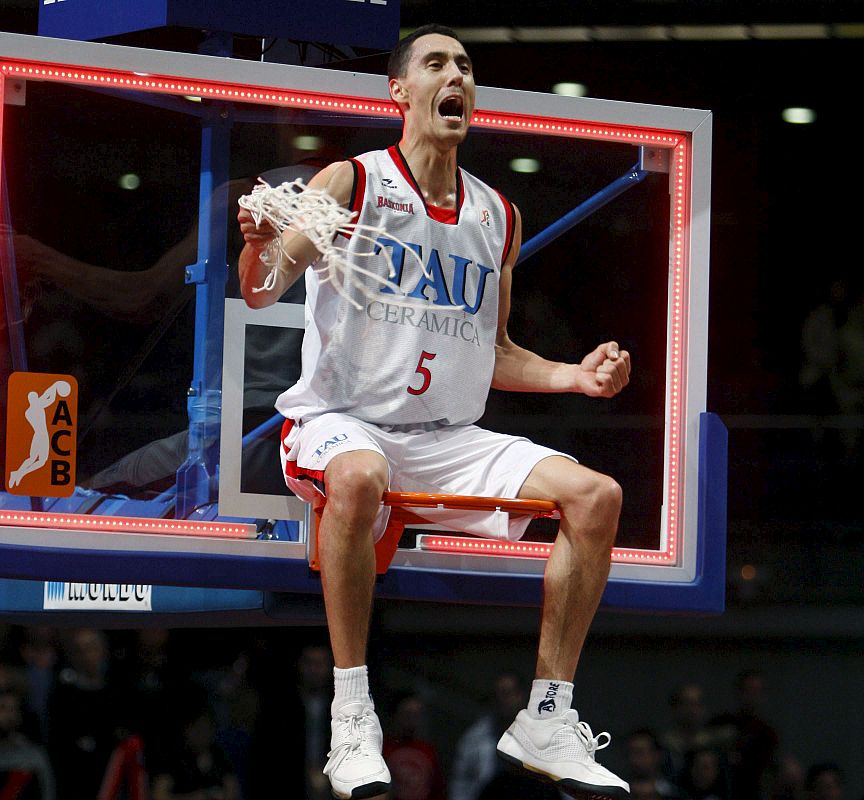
{"left": 175, "top": 103, "right": 232, "bottom": 518}
{"left": 519, "top": 159, "right": 650, "bottom": 264}
{"left": 184, "top": 258, "right": 209, "bottom": 284}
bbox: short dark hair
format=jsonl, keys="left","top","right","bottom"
{"left": 387, "top": 24, "right": 462, "bottom": 79}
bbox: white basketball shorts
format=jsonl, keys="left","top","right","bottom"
{"left": 279, "top": 412, "right": 576, "bottom": 542}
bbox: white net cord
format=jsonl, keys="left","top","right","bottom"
{"left": 238, "top": 178, "right": 463, "bottom": 312}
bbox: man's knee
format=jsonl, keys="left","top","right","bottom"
{"left": 551, "top": 465, "right": 623, "bottom": 536}
{"left": 324, "top": 450, "right": 388, "bottom": 514}
{"left": 578, "top": 471, "right": 623, "bottom": 519}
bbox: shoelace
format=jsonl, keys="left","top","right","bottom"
{"left": 324, "top": 711, "right": 377, "bottom": 775}
{"left": 564, "top": 711, "right": 612, "bottom": 759}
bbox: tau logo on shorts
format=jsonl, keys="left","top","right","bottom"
{"left": 5, "top": 372, "right": 78, "bottom": 497}
{"left": 312, "top": 433, "right": 349, "bottom": 461}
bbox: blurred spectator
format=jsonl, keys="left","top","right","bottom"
{"left": 0, "top": 659, "right": 42, "bottom": 746}
{"left": 804, "top": 763, "right": 845, "bottom": 800}
{"left": 625, "top": 728, "right": 684, "bottom": 799}
{"left": 659, "top": 682, "right": 714, "bottom": 783}
{"left": 680, "top": 747, "right": 731, "bottom": 800}
{"left": 125, "top": 628, "right": 174, "bottom": 704}
{"left": 118, "top": 629, "right": 193, "bottom": 774}
{"left": 0, "top": 687, "right": 56, "bottom": 800}
{"left": 799, "top": 278, "right": 849, "bottom": 413}
{"left": 628, "top": 777, "right": 664, "bottom": 800}
{"left": 708, "top": 669, "right": 780, "bottom": 800}
{"left": 15, "top": 627, "right": 60, "bottom": 745}
{"left": 833, "top": 284, "right": 864, "bottom": 463}
{"left": 768, "top": 754, "right": 806, "bottom": 800}
{"left": 150, "top": 701, "right": 240, "bottom": 800}
{"left": 383, "top": 690, "right": 446, "bottom": 800}
{"left": 47, "top": 628, "right": 128, "bottom": 800}
{"left": 799, "top": 278, "right": 864, "bottom": 468}
{"left": 450, "top": 670, "right": 554, "bottom": 800}
{"left": 247, "top": 641, "right": 333, "bottom": 800}
{"left": 192, "top": 646, "right": 259, "bottom": 797}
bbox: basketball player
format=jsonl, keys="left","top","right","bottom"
{"left": 238, "top": 24, "right": 631, "bottom": 800}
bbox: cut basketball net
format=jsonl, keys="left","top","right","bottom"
{"left": 238, "top": 178, "right": 463, "bottom": 311}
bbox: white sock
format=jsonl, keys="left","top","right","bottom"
{"left": 332, "top": 665, "right": 371, "bottom": 714}
{"left": 527, "top": 678, "right": 573, "bottom": 719}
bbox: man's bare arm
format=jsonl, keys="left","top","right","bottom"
{"left": 238, "top": 160, "right": 355, "bottom": 308}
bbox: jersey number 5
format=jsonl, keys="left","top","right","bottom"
{"left": 407, "top": 351, "right": 436, "bottom": 395}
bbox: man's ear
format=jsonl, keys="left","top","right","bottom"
{"left": 389, "top": 77, "right": 407, "bottom": 106}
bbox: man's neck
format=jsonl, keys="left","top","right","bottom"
{"left": 397, "top": 136, "right": 459, "bottom": 209}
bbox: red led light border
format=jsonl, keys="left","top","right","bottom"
{"left": 662, "top": 138, "right": 691, "bottom": 565}
{"left": 0, "top": 60, "right": 404, "bottom": 118}
{"left": 0, "top": 59, "right": 683, "bottom": 147}
{"left": 0, "top": 509, "right": 255, "bottom": 539}
{"left": 0, "top": 57, "right": 691, "bottom": 567}
{"left": 419, "top": 536, "right": 675, "bottom": 565}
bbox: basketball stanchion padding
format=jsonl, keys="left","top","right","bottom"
{"left": 308, "top": 492, "right": 560, "bottom": 575}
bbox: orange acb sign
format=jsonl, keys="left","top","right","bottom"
{"left": 5, "top": 372, "right": 78, "bottom": 497}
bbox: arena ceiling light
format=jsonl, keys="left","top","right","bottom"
{"left": 552, "top": 82, "right": 588, "bottom": 98}
{"left": 509, "top": 157, "right": 541, "bottom": 173}
{"left": 782, "top": 107, "right": 817, "bottom": 124}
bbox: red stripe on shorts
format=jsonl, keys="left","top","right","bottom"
{"left": 281, "top": 418, "right": 326, "bottom": 493}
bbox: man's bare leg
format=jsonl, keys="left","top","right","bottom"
{"left": 518, "top": 455, "right": 622, "bottom": 680}
{"left": 497, "top": 455, "right": 629, "bottom": 799}
{"left": 319, "top": 449, "right": 389, "bottom": 668}
{"left": 318, "top": 449, "right": 392, "bottom": 800}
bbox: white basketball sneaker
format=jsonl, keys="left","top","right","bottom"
{"left": 497, "top": 708, "right": 630, "bottom": 799}
{"left": 324, "top": 702, "right": 391, "bottom": 799}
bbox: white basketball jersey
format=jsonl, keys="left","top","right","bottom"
{"left": 275, "top": 146, "right": 516, "bottom": 427}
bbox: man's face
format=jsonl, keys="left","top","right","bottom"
{"left": 674, "top": 684, "right": 706, "bottom": 727}
{"left": 390, "top": 33, "right": 476, "bottom": 148}
{"left": 626, "top": 735, "right": 660, "bottom": 778}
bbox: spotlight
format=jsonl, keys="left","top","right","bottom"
{"left": 510, "top": 158, "right": 541, "bottom": 174}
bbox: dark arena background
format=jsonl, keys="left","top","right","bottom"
{"left": 0, "top": 1, "right": 862, "bottom": 798}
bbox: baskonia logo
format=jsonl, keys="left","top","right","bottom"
{"left": 5, "top": 372, "right": 78, "bottom": 496}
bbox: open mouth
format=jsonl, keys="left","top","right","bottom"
{"left": 437, "top": 95, "right": 464, "bottom": 121}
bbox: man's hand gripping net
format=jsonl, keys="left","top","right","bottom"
{"left": 238, "top": 178, "right": 461, "bottom": 311}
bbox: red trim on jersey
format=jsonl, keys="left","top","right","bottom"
{"left": 348, "top": 157, "right": 366, "bottom": 216}
{"left": 281, "top": 418, "right": 326, "bottom": 494}
{"left": 338, "top": 158, "right": 366, "bottom": 241}
{"left": 496, "top": 190, "right": 516, "bottom": 265}
{"left": 426, "top": 203, "right": 458, "bottom": 224}
{"left": 387, "top": 144, "right": 463, "bottom": 225}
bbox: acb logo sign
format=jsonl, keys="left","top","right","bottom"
{"left": 5, "top": 372, "right": 78, "bottom": 497}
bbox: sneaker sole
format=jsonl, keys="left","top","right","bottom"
{"left": 330, "top": 781, "right": 391, "bottom": 800}
{"left": 497, "top": 749, "right": 630, "bottom": 800}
